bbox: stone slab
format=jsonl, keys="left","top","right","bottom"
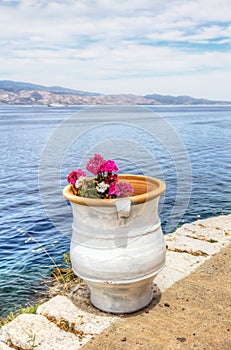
{"left": 154, "top": 251, "right": 208, "bottom": 291}
{"left": 37, "top": 295, "right": 118, "bottom": 335}
{"left": 165, "top": 232, "right": 227, "bottom": 256}
{"left": 0, "top": 313, "right": 82, "bottom": 350}
{"left": 165, "top": 250, "right": 208, "bottom": 271}
{"left": 173, "top": 214, "right": 231, "bottom": 242}
{"left": 0, "top": 341, "right": 13, "bottom": 350}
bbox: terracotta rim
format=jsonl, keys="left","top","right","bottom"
{"left": 63, "top": 174, "right": 166, "bottom": 206}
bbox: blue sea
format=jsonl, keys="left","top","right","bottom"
{"left": 0, "top": 104, "right": 230, "bottom": 317}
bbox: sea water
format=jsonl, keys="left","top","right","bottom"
{"left": 0, "top": 105, "right": 230, "bottom": 317}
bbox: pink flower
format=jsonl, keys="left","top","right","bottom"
{"left": 114, "top": 181, "right": 134, "bottom": 198}
{"left": 86, "top": 154, "right": 104, "bottom": 175}
{"left": 99, "top": 160, "right": 119, "bottom": 174}
{"left": 76, "top": 168, "right": 86, "bottom": 178}
{"left": 67, "top": 168, "right": 86, "bottom": 185}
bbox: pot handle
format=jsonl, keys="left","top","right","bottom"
{"left": 115, "top": 198, "right": 131, "bottom": 220}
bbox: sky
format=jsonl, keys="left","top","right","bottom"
{"left": 0, "top": 0, "right": 231, "bottom": 100}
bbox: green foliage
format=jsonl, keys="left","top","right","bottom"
{"left": 208, "top": 238, "right": 218, "bottom": 243}
{"left": 28, "top": 333, "right": 38, "bottom": 349}
{"left": 19, "top": 304, "right": 38, "bottom": 315}
{"left": 0, "top": 304, "right": 40, "bottom": 329}
{"left": 50, "top": 251, "right": 79, "bottom": 284}
{"left": 78, "top": 178, "right": 100, "bottom": 198}
{"left": 63, "top": 252, "right": 71, "bottom": 266}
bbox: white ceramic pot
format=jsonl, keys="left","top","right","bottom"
{"left": 63, "top": 175, "right": 166, "bottom": 313}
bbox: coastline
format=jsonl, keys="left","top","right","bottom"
{"left": 0, "top": 213, "right": 230, "bottom": 349}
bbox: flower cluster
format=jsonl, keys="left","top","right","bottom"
{"left": 67, "top": 154, "right": 134, "bottom": 199}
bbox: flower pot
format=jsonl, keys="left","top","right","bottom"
{"left": 63, "top": 175, "right": 166, "bottom": 313}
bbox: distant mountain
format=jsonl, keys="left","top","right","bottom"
{"left": 144, "top": 93, "right": 228, "bottom": 105}
{"left": 0, "top": 80, "right": 230, "bottom": 105}
{"left": 0, "top": 80, "right": 100, "bottom": 96}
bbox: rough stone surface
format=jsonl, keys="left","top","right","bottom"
{"left": 0, "top": 313, "right": 82, "bottom": 350}
{"left": 154, "top": 251, "right": 208, "bottom": 291}
{"left": 0, "top": 341, "right": 13, "bottom": 350}
{"left": 166, "top": 233, "right": 225, "bottom": 256}
{"left": 37, "top": 295, "right": 118, "bottom": 334}
{"left": 176, "top": 215, "right": 231, "bottom": 240}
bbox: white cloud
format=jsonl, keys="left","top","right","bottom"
{"left": 0, "top": 0, "right": 231, "bottom": 99}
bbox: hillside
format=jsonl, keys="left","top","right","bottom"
{"left": 0, "top": 80, "right": 230, "bottom": 105}
{"left": 0, "top": 80, "right": 100, "bottom": 96}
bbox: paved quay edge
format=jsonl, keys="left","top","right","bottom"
{"left": 0, "top": 213, "right": 230, "bottom": 350}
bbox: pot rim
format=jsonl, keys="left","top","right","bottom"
{"left": 63, "top": 174, "right": 166, "bottom": 206}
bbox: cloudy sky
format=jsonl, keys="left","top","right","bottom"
{"left": 0, "top": 0, "right": 231, "bottom": 99}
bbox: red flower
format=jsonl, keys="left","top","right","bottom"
{"left": 108, "top": 182, "right": 116, "bottom": 195}
{"left": 67, "top": 168, "right": 86, "bottom": 185}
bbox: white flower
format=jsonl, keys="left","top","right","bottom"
{"left": 96, "top": 181, "right": 109, "bottom": 193}
{"left": 75, "top": 176, "right": 86, "bottom": 189}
